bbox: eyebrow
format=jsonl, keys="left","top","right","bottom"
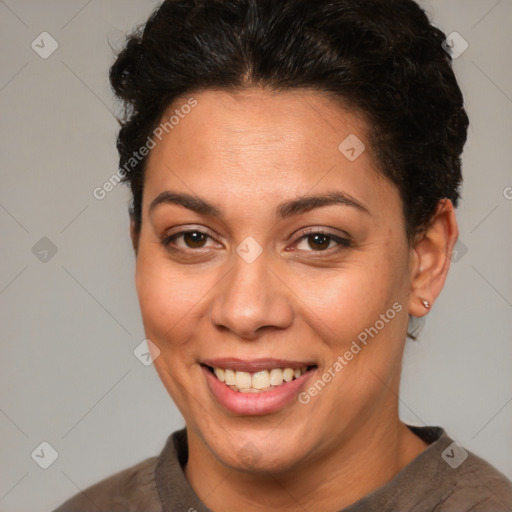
{"left": 149, "top": 190, "right": 370, "bottom": 219}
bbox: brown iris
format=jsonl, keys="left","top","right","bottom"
{"left": 307, "top": 233, "right": 330, "bottom": 251}
{"left": 184, "top": 231, "right": 207, "bottom": 248}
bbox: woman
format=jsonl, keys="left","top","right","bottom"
{"left": 54, "top": 0, "right": 512, "bottom": 510}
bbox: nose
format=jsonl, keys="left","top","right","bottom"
{"left": 209, "top": 251, "right": 293, "bottom": 340}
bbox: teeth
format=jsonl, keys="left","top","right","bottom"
{"left": 224, "top": 369, "right": 236, "bottom": 385}
{"left": 211, "top": 366, "right": 310, "bottom": 392}
{"left": 283, "top": 368, "right": 294, "bottom": 382}
{"left": 252, "top": 370, "right": 270, "bottom": 389}
{"left": 235, "top": 371, "right": 252, "bottom": 389}
{"left": 269, "top": 368, "right": 283, "bottom": 386}
{"left": 214, "top": 368, "right": 225, "bottom": 382}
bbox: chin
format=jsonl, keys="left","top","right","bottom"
{"left": 198, "top": 419, "right": 315, "bottom": 475}
{"left": 218, "top": 442, "right": 309, "bottom": 475}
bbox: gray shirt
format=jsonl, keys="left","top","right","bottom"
{"left": 53, "top": 426, "right": 512, "bottom": 511}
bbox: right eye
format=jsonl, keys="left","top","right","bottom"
{"left": 162, "top": 229, "right": 218, "bottom": 251}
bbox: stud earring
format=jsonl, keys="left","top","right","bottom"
{"left": 421, "top": 299, "right": 430, "bottom": 309}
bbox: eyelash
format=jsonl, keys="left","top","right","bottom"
{"left": 161, "top": 228, "right": 351, "bottom": 255}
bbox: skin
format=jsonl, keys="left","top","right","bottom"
{"left": 131, "top": 88, "right": 458, "bottom": 511}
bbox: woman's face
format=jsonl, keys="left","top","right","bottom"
{"left": 135, "top": 88, "right": 415, "bottom": 472}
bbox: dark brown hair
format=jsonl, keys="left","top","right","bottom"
{"left": 109, "top": 0, "right": 469, "bottom": 240}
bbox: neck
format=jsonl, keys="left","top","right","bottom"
{"left": 184, "top": 414, "right": 428, "bottom": 512}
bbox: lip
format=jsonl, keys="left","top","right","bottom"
{"left": 201, "top": 362, "right": 317, "bottom": 416}
{"left": 202, "top": 357, "right": 315, "bottom": 372}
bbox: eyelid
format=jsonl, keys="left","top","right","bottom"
{"left": 162, "top": 226, "right": 221, "bottom": 248}
{"left": 294, "top": 226, "right": 351, "bottom": 239}
{"left": 287, "top": 227, "right": 352, "bottom": 253}
{"left": 161, "top": 226, "right": 352, "bottom": 254}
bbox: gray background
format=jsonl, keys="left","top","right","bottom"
{"left": 0, "top": 1, "right": 511, "bottom": 510}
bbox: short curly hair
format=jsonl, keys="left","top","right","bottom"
{"left": 109, "top": 0, "right": 469, "bottom": 240}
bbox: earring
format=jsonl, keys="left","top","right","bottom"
{"left": 421, "top": 299, "right": 430, "bottom": 309}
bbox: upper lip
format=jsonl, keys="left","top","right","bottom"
{"left": 202, "top": 358, "right": 316, "bottom": 373}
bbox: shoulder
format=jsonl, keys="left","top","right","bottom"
{"left": 442, "top": 448, "right": 512, "bottom": 511}
{"left": 407, "top": 426, "right": 512, "bottom": 511}
{"left": 52, "top": 456, "right": 162, "bottom": 512}
{"left": 356, "top": 426, "right": 512, "bottom": 512}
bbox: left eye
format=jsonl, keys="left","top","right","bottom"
{"left": 295, "top": 232, "right": 349, "bottom": 252}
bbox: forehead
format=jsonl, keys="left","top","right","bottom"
{"left": 143, "top": 88, "right": 393, "bottom": 211}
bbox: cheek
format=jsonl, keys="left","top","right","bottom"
{"left": 134, "top": 245, "right": 231, "bottom": 367}
{"left": 288, "top": 255, "right": 404, "bottom": 341}
{"left": 135, "top": 250, "right": 198, "bottom": 347}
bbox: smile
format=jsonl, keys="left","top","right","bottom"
{"left": 207, "top": 366, "right": 309, "bottom": 393}
{"left": 201, "top": 359, "right": 318, "bottom": 415}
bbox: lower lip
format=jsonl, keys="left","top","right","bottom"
{"left": 202, "top": 365, "right": 315, "bottom": 416}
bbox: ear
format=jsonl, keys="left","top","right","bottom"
{"left": 408, "top": 199, "right": 459, "bottom": 318}
{"left": 130, "top": 215, "right": 140, "bottom": 255}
